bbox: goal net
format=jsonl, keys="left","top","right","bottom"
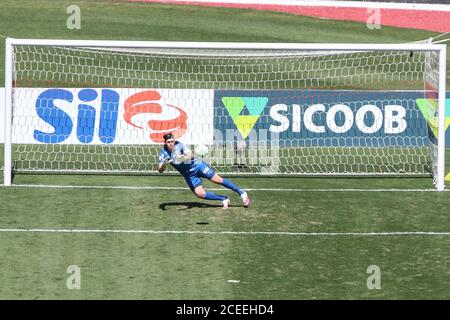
{"left": 3, "top": 40, "right": 447, "bottom": 190}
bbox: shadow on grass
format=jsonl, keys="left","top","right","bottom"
{"left": 159, "top": 201, "right": 224, "bottom": 211}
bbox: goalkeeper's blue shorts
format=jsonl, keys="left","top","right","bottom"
{"left": 182, "top": 162, "right": 216, "bottom": 190}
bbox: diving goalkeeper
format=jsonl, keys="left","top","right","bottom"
{"left": 158, "top": 133, "right": 250, "bottom": 209}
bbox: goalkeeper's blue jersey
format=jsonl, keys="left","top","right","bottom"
{"left": 159, "top": 141, "right": 204, "bottom": 176}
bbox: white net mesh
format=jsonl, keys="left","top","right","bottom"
{"left": 8, "top": 44, "right": 440, "bottom": 176}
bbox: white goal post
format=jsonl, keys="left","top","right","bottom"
{"left": 2, "top": 38, "right": 447, "bottom": 190}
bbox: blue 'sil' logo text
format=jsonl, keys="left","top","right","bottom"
{"left": 34, "top": 88, "right": 119, "bottom": 144}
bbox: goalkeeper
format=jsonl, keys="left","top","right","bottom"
{"left": 158, "top": 133, "right": 250, "bottom": 209}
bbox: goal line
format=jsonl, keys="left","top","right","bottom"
{"left": 3, "top": 184, "right": 449, "bottom": 192}
{"left": 1, "top": 228, "right": 450, "bottom": 237}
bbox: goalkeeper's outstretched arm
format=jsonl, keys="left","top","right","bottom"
{"left": 158, "top": 158, "right": 171, "bottom": 173}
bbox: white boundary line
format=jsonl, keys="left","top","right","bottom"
{"left": 3, "top": 184, "right": 448, "bottom": 192}
{"left": 1, "top": 228, "right": 450, "bottom": 236}
{"left": 141, "top": 0, "right": 450, "bottom": 12}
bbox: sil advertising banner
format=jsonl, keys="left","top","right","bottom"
{"left": 11, "top": 88, "right": 214, "bottom": 145}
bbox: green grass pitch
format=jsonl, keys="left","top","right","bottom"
{"left": 1, "top": 0, "right": 450, "bottom": 299}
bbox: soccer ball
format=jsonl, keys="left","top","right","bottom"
{"left": 237, "top": 140, "right": 246, "bottom": 151}
{"left": 195, "top": 144, "right": 209, "bottom": 156}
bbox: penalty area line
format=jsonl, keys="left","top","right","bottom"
{"left": 1, "top": 228, "right": 450, "bottom": 237}
{"left": 5, "top": 184, "right": 449, "bottom": 192}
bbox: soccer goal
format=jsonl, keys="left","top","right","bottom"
{"left": 2, "top": 39, "right": 447, "bottom": 190}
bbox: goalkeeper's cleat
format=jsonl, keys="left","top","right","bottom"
{"left": 222, "top": 198, "right": 230, "bottom": 209}
{"left": 241, "top": 192, "right": 250, "bottom": 208}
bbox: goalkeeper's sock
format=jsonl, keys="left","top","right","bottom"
{"left": 204, "top": 192, "right": 228, "bottom": 201}
{"left": 221, "top": 179, "right": 244, "bottom": 196}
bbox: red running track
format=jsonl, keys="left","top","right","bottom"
{"left": 128, "top": 0, "right": 450, "bottom": 33}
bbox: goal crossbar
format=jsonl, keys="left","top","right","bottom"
{"left": 4, "top": 38, "right": 447, "bottom": 51}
